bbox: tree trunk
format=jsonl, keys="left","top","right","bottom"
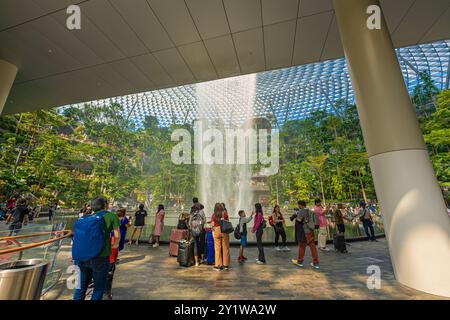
{"left": 328, "top": 176, "right": 333, "bottom": 202}
{"left": 12, "top": 148, "right": 23, "bottom": 176}
{"left": 358, "top": 170, "right": 367, "bottom": 203}
{"left": 319, "top": 174, "right": 326, "bottom": 204}
{"left": 15, "top": 113, "right": 23, "bottom": 134}
{"left": 276, "top": 179, "right": 279, "bottom": 204}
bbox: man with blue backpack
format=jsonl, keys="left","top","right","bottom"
{"left": 72, "top": 197, "right": 120, "bottom": 300}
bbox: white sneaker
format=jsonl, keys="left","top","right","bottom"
{"left": 319, "top": 247, "right": 330, "bottom": 251}
{"left": 310, "top": 262, "right": 320, "bottom": 269}
{"left": 152, "top": 243, "right": 159, "bottom": 248}
{"left": 275, "top": 246, "right": 282, "bottom": 251}
{"left": 283, "top": 246, "right": 291, "bottom": 252}
{"left": 256, "top": 260, "right": 265, "bottom": 265}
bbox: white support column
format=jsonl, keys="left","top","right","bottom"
{"left": 333, "top": 0, "right": 450, "bottom": 297}
{"left": 0, "top": 59, "right": 18, "bottom": 115}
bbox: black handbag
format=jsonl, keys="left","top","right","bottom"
{"left": 220, "top": 219, "right": 234, "bottom": 234}
{"left": 233, "top": 224, "right": 241, "bottom": 240}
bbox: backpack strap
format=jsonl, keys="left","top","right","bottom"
{"left": 94, "top": 210, "right": 108, "bottom": 220}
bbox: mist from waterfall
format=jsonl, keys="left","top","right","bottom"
{"left": 195, "top": 74, "right": 257, "bottom": 216}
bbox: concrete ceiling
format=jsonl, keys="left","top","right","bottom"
{"left": 1, "top": 0, "right": 450, "bottom": 115}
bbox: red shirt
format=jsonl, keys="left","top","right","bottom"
{"left": 6, "top": 199, "right": 16, "bottom": 209}
{"left": 211, "top": 210, "right": 229, "bottom": 227}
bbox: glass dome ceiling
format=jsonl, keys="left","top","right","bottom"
{"left": 63, "top": 40, "right": 450, "bottom": 128}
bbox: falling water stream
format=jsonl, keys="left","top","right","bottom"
{"left": 195, "top": 74, "right": 257, "bottom": 216}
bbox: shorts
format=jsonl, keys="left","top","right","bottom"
{"left": 337, "top": 223, "right": 345, "bottom": 234}
{"left": 240, "top": 235, "right": 247, "bottom": 247}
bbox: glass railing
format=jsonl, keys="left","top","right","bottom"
{"left": 0, "top": 219, "right": 69, "bottom": 294}
{"left": 50, "top": 209, "right": 384, "bottom": 244}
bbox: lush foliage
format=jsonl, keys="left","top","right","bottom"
{"left": 270, "top": 102, "right": 374, "bottom": 205}
{"left": 0, "top": 75, "right": 448, "bottom": 207}
{"left": 0, "top": 104, "right": 194, "bottom": 207}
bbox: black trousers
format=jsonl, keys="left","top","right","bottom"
{"left": 193, "top": 231, "right": 206, "bottom": 258}
{"left": 362, "top": 219, "right": 376, "bottom": 240}
{"left": 256, "top": 228, "right": 265, "bottom": 263}
{"left": 104, "top": 263, "right": 116, "bottom": 297}
{"left": 274, "top": 225, "right": 286, "bottom": 247}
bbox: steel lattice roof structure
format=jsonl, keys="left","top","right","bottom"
{"left": 63, "top": 40, "right": 450, "bottom": 128}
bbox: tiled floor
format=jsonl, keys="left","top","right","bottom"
{"left": 43, "top": 238, "right": 447, "bottom": 300}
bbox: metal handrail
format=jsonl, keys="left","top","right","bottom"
{"left": 0, "top": 230, "right": 72, "bottom": 255}
{"left": 0, "top": 238, "right": 23, "bottom": 261}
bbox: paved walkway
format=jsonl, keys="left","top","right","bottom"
{"left": 44, "top": 238, "right": 445, "bottom": 300}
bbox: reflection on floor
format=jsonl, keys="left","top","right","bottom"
{"left": 44, "top": 238, "right": 446, "bottom": 300}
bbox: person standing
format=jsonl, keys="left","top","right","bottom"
{"left": 79, "top": 203, "right": 90, "bottom": 218}
{"left": 272, "top": 205, "right": 289, "bottom": 252}
{"left": 48, "top": 201, "right": 57, "bottom": 221}
{"left": 0, "top": 204, "right": 6, "bottom": 220}
{"left": 191, "top": 197, "right": 206, "bottom": 255}
{"left": 237, "top": 210, "right": 253, "bottom": 263}
{"left": 128, "top": 204, "right": 147, "bottom": 245}
{"left": 313, "top": 199, "right": 330, "bottom": 251}
{"left": 189, "top": 202, "right": 206, "bottom": 266}
{"left": 7, "top": 198, "right": 30, "bottom": 236}
{"left": 252, "top": 203, "right": 266, "bottom": 265}
{"left": 333, "top": 203, "right": 353, "bottom": 235}
{"left": 116, "top": 208, "right": 130, "bottom": 252}
{"left": 33, "top": 205, "right": 41, "bottom": 219}
{"left": 221, "top": 203, "right": 228, "bottom": 218}
{"left": 358, "top": 201, "right": 377, "bottom": 241}
{"left": 291, "top": 200, "right": 320, "bottom": 269}
{"left": 193, "top": 197, "right": 204, "bottom": 210}
{"left": 73, "top": 197, "right": 120, "bottom": 300}
{"left": 152, "top": 204, "right": 165, "bottom": 248}
{"left": 211, "top": 203, "right": 230, "bottom": 271}
{"left": 5, "top": 197, "right": 16, "bottom": 224}
{"left": 6, "top": 197, "right": 16, "bottom": 211}
{"left": 27, "top": 203, "right": 34, "bottom": 222}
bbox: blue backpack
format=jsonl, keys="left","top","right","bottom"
{"left": 72, "top": 211, "right": 107, "bottom": 262}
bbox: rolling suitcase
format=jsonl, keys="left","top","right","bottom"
{"left": 333, "top": 234, "right": 347, "bottom": 253}
{"left": 177, "top": 239, "right": 195, "bottom": 267}
{"left": 169, "top": 229, "right": 189, "bottom": 257}
{"left": 205, "top": 229, "right": 215, "bottom": 265}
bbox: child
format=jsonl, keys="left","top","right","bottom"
{"left": 238, "top": 210, "right": 254, "bottom": 263}
{"left": 116, "top": 208, "right": 130, "bottom": 252}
